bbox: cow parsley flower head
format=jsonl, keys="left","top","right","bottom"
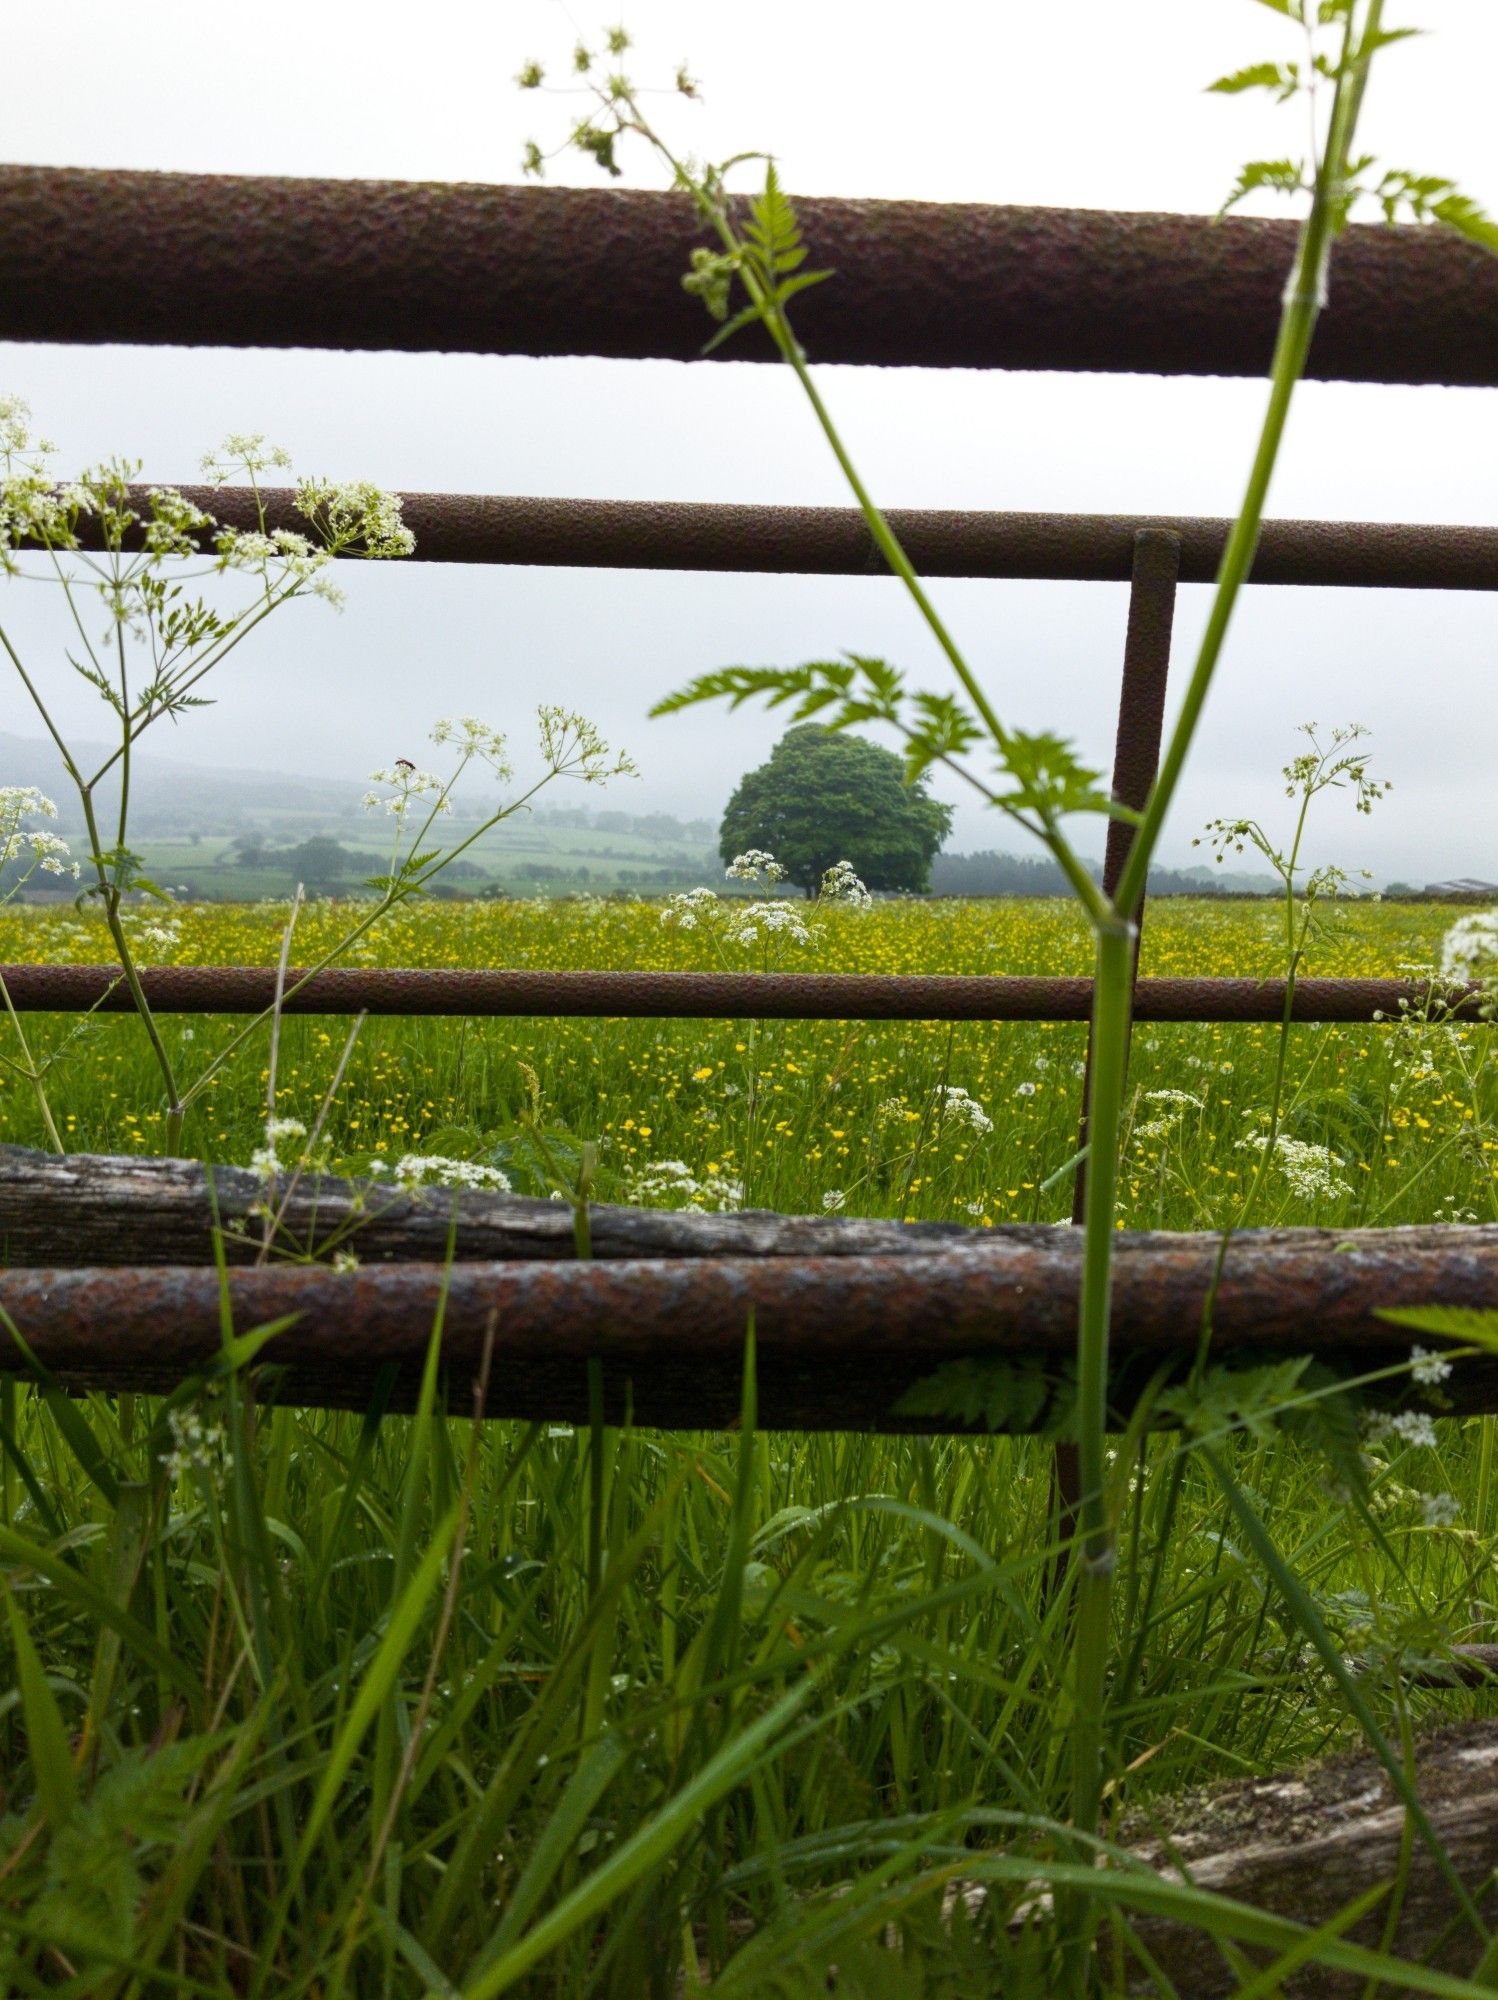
{"left": 660, "top": 886, "right": 720, "bottom": 931}
{"left": 819, "top": 859, "right": 872, "bottom": 909}
{"left": 724, "top": 900, "right": 817, "bottom": 950}
{"left": 140, "top": 486, "right": 212, "bottom": 559}
{"left": 726, "top": 849, "right": 787, "bottom": 884}
{"left": 1440, "top": 908, "right": 1498, "bottom": 985}
{"left": 624, "top": 1157, "right": 743, "bottom": 1212}
{"left": 249, "top": 1114, "right": 309, "bottom": 1180}
{"left": 1365, "top": 1408, "right": 1439, "bottom": 1451}
{"left": 294, "top": 474, "right": 415, "bottom": 558}
{"left": 391, "top": 1154, "right": 513, "bottom": 1192}
{"left": 1410, "top": 1345, "right": 1454, "bottom": 1387}
{"left": 537, "top": 706, "right": 637, "bottom": 785}
{"left": 0, "top": 787, "right": 79, "bottom": 883}
{"left": 432, "top": 715, "right": 513, "bottom": 780}
{"left": 1236, "top": 1132, "right": 1352, "bottom": 1202}
{"left": 200, "top": 433, "right": 294, "bottom": 483}
{"left": 0, "top": 398, "right": 79, "bottom": 565}
{"left": 937, "top": 1086, "right": 993, "bottom": 1136}
{"left": 160, "top": 1406, "right": 233, "bottom": 1485}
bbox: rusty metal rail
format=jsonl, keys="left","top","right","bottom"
{"left": 3, "top": 1226, "right": 1496, "bottom": 1427}
{"left": 68, "top": 488, "right": 1498, "bottom": 590}
{"left": 0, "top": 967, "right": 1474, "bottom": 1024}
{"left": 5, "top": 167, "right": 1498, "bottom": 384}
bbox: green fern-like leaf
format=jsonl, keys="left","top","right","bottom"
{"left": 1219, "top": 157, "right": 1307, "bottom": 217}
{"left": 894, "top": 1358, "right": 1056, "bottom": 1435}
{"left": 1207, "top": 61, "right": 1300, "bottom": 101}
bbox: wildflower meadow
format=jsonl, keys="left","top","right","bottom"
{"left": 1, "top": 891, "right": 1492, "bottom": 1234}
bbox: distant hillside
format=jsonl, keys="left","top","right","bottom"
{"left": 1, "top": 733, "right": 368, "bottom": 835}
{"left": 929, "top": 849, "right": 1283, "bottom": 898}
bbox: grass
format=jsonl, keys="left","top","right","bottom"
{"left": 0, "top": 893, "right": 1495, "bottom": 1994}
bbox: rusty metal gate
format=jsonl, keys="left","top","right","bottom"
{"left": 1, "top": 166, "right": 1495, "bottom": 1424}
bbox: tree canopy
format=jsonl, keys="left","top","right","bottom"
{"left": 719, "top": 726, "right": 952, "bottom": 895}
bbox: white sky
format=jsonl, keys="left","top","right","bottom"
{"left": 4, "top": 0, "right": 1497, "bottom": 881}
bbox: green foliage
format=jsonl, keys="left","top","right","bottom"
{"left": 694, "top": 167, "right": 833, "bottom": 356}
{"left": 13, "top": 1740, "right": 219, "bottom": 1964}
{"left": 894, "top": 1358, "right": 1069, "bottom": 1437}
{"left": 1377, "top": 1304, "right": 1498, "bottom": 1347}
{"left": 717, "top": 724, "right": 952, "bottom": 894}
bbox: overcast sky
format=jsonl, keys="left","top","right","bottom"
{"left": 4, "top": 0, "right": 1496, "bottom": 881}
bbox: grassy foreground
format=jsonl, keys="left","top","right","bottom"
{"left": 0, "top": 895, "right": 1494, "bottom": 1994}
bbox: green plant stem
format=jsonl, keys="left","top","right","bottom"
{"left": 1064, "top": 920, "right": 1135, "bottom": 1870}
{"left": 1113, "top": 5, "right": 1378, "bottom": 918}
{"left": 0, "top": 971, "right": 63, "bottom": 1153}
{"left": 74, "top": 784, "right": 186, "bottom": 1152}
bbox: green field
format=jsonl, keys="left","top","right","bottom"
{"left": 0, "top": 894, "right": 1494, "bottom": 1994}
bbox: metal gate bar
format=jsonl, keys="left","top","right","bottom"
{"left": 63, "top": 488, "right": 1498, "bottom": 590}
{"left": 0, "top": 969, "right": 1474, "bottom": 1024}
{"left": 5, "top": 167, "right": 1496, "bottom": 384}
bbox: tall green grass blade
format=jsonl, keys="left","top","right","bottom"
{"left": 3, "top": 1582, "right": 77, "bottom": 1833}
{"left": 456, "top": 1668, "right": 822, "bottom": 2000}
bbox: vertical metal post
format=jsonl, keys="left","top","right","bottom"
{"left": 1053, "top": 529, "right": 1181, "bottom": 1539}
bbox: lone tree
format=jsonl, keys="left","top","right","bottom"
{"left": 720, "top": 725, "right": 952, "bottom": 895}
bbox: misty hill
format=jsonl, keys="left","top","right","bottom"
{"left": 1, "top": 733, "right": 368, "bottom": 834}
{"left": 930, "top": 849, "right": 1282, "bottom": 898}
{"left": 0, "top": 734, "right": 716, "bottom": 848}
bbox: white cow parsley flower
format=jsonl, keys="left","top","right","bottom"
{"left": 392, "top": 1155, "right": 513, "bottom": 1192}
{"left": 1440, "top": 908, "right": 1498, "bottom": 983}
{"left": 726, "top": 849, "right": 787, "bottom": 884}
{"left": 937, "top": 1086, "right": 993, "bottom": 1136}
{"left": 0, "top": 787, "right": 80, "bottom": 882}
{"left": 1236, "top": 1132, "right": 1353, "bottom": 1202}
{"left": 819, "top": 859, "right": 872, "bottom": 908}
{"left": 1409, "top": 1345, "right": 1453, "bottom": 1387}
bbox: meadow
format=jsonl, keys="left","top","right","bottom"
{"left": 2, "top": 892, "right": 1491, "bottom": 1232}
{"left": 0, "top": 893, "right": 1494, "bottom": 1994}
